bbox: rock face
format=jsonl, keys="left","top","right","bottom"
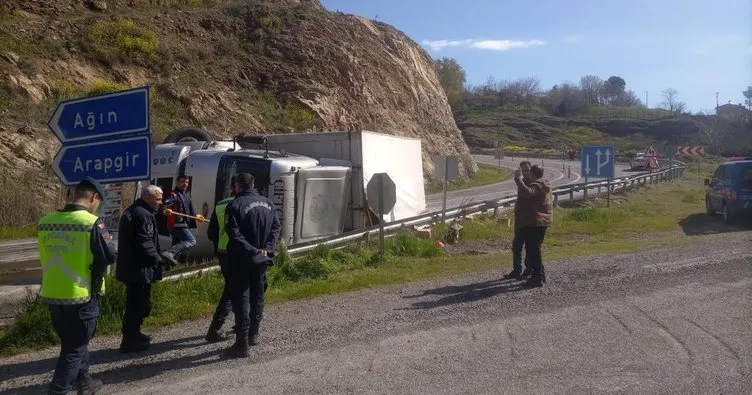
{"left": 0, "top": 0, "right": 477, "bottom": 212}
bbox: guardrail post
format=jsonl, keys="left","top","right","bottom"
{"left": 570, "top": 189, "right": 574, "bottom": 200}
{"left": 553, "top": 194, "right": 559, "bottom": 207}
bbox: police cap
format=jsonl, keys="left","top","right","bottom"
{"left": 77, "top": 177, "right": 108, "bottom": 200}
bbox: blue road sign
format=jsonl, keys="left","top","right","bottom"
{"left": 581, "top": 145, "right": 616, "bottom": 179}
{"left": 47, "top": 86, "right": 150, "bottom": 144}
{"left": 52, "top": 135, "right": 152, "bottom": 186}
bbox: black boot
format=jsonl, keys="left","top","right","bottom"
{"left": 119, "top": 334, "right": 150, "bottom": 353}
{"left": 225, "top": 330, "right": 250, "bottom": 358}
{"left": 76, "top": 372, "right": 103, "bottom": 395}
{"left": 249, "top": 321, "right": 260, "bottom": 346}
{"left": 205, "top": 321, "right": 231, "bottom": 343}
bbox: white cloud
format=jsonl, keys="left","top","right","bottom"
{"left": 421, "top": 39, "right": 473, "bottom": 51}
{"left": 470, "top": 39, "right": 545, "bottom": 51}
{"left": 421, "top": 38, "right": 544, "bottom": 52}
{"left": 562, "top": 34, "right": 583, "bottom": 43}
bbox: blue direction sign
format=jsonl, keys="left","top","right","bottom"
{"left": 52, "top": 135, "right": 152, "bottom": 186}
{"left": 47, "top": 86, "right": 150, "bottom": 144}
{"left": 581, "top": 145, "right": 616, "bottom": 179}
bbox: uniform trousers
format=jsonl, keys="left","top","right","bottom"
{"left": 122, "top": 283, "right": 152, "bottom": 337}
{"left": 229, "top": 262, "right": 268, "bottom": 332}
{"left": 47, "top": 296, "right": 99, "bottom": 394}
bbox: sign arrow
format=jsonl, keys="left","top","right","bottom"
{"left": 52, "top": 135, "right": 152, "bottom": 186}
{"left": 47, "top": 86, "right": 150, "bottom": 144}
{"left": 595, "top": 149, "right": 602, "bottom": 175}
{"left": 584, "top": 155, "right": 591, "bottom": 175}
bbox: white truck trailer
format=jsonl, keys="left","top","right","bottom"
{"left": 133, "top": 128, "right": 426, "bottom": 261}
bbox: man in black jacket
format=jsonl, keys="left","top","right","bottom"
{"left": 116, "top": 184, "right": 165, "bottom": 353}
{"left": 224, "top": 173, "right": 281, "bottom": 358}
{"left": 161, "top": 175, "right": 200, "bottom": 266}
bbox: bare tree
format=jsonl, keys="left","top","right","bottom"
{"left": 660, "top": 88, "right": 687, "bottom": 113}
{"left": 505, "top": 77, "right": 541, "bottom": 107}
{"left": 579, "top": 75, "right": 603, "bottom": 106}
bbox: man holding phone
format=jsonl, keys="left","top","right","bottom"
{"left": 504, "top": 161, "right": 533, "bottom": 280}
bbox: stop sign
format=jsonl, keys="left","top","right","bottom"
{"left": 366, "top": 173, "right": 396, "bottom": 215}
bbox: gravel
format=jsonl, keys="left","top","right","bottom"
{"left": 1, "top": 230, "right": 750, "bottom": 394}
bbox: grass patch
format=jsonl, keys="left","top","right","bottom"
{"left": 0, "top": 164, "right": 720, "bottom": 357}
{"left": 87, "top": 18, "right": 159, "bottom": 64}
{"left": 251, "top": 90, "right": 322, "bottom": 132}
{"left": 426, "top": 163, "right": 512, "bottom": 194}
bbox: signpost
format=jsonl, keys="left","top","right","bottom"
{"left": 493, "top": 141, "right": 504, "bottom": 168}
{"left": 48, "top": 86, "right": 152, "bottom": 186}
{"left": 434, "top": 155, "right": 459, "bottom": 221}
{"left": 581, "top": 145, "right": 616, "bottom": 205}
{"left": 366, "top": 173, "right": 397, "bottom": 262}
{"left": 643, "top": 144, "right": 659, "bottom": 171}
{"left": 661, "top": 143, "right": 677, "bottom": 180}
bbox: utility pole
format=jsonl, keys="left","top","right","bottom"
{"left": 716, "top": 92, "right": 719, "bottom": 110}
{"left": 645, "top": 91, "right": 648, "bottom": 107}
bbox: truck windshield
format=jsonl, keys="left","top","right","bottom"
{"left": 215, "top": 155, "right": 272, "bottom": 203}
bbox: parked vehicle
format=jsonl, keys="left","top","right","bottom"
{"left": 134, "top": 128, "right": 427, "bottom": 261}
{"left": 630, "top": 152, "right": 647, "bottom": 170}
{"left": 704, "top": 158, "right": 752, "bottom": 224}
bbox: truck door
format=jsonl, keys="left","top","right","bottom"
{"left": 293, "top": 166, "right": 352, "bottom": 244}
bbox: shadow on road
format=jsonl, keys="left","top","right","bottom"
{"left": 0, "top": 334, "right": 224, "bottom": 390}
{"left": 679, "top": 214, "right": 752, "bottom": 236}
{"left": 399, "top": 278, "right": 525, "bottom": 310}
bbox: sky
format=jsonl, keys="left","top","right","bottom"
{"left": 319, "top": 0, "right": 752, "bottom": 113}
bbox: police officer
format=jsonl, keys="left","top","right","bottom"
{"left": 204, "top": 175, "right": 236, "bottom": 342}
{"left": 224, "top": 172, "right": 281, "bottom": 357}
{"left": 115, "top": 184, "right": 165, "bottom": 353}
{"left": 38, "top": 177, "right": 116, "bottom": 395}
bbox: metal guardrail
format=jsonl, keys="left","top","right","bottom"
{"left": 0, "top": 162, "right": 687, "bottom": 283}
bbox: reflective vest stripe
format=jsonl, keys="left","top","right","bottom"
{"left": 38, "top": 223, "right": 93, "bottom": 232}
{"left": 40, "top": 254, "right": 92, "bottom": 290}
{"left": 216, "top": 197, "right": 233, "bottom": 253}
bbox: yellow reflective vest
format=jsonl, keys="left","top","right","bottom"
{"left": 215, "top": 197, "right": 234, "bottom": 254}
{"left": 37, "top": 209, "right": 99, "bottom": 304}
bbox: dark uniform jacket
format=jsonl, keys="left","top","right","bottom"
{"left": 224, "top": 189, "right": 281, "bottom": 265}
{"left": 170, "top": 189, "right": 197, "bottom": 228}
{"left": 116, "top": 199, "right": 164, "bottom": 284}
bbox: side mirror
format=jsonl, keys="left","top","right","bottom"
{"left": 703, "top": 178, "right": 710, "bottom": 186}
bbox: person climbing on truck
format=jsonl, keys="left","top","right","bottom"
{"left": 161, "top": 175, "right": 203, "bottom": 266}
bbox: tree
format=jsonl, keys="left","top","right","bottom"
{"left": 579, "top": 75, "right": 603, "bottom": 106}
{"left": 743, "top": 86, "right": 752, "bottom": 111}
{"left": 611, "top": 89, "right": 642, "bottom": 107}
{"left": 660, "top": 88, "right": 687, "bottom": 113}
{"left": 600, "top": 76, "right": 626, "bottom": 104}
{"left": 433, "top": 57, "right": 466, "bottom": 113}
{"left": 505, "top": 77, "right": 542, "bottom": 107}
{"left": 547, "top": 83, "right": 585, "bottom": 116}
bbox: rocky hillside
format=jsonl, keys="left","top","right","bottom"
{"left": 0, "top": 0, "right": 477, "bottom": 226}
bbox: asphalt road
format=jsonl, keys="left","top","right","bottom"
{"left": 1, "top": 229, "right": 750, "bottom": 394}
{"left": 426, "top": 154, "right": 632, "bottom": 212}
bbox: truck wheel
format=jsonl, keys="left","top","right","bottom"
{"left": 163, "top": 127, "right": 213, "bottom": 144}
{"left": 722, "top": 203, "right": 733, "bottom": 225}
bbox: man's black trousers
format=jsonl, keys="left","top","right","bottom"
{"left": 520, "top": 226, "right": 547, "bottom": 279}
{"left": 229, "top": 263, "right": 268, "bottom": 332}
{"left": 122, "top": 283, "right": 152, "bottom": 337}
{"left": 47, "top": 297, "right": 99, "bottom": 394}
